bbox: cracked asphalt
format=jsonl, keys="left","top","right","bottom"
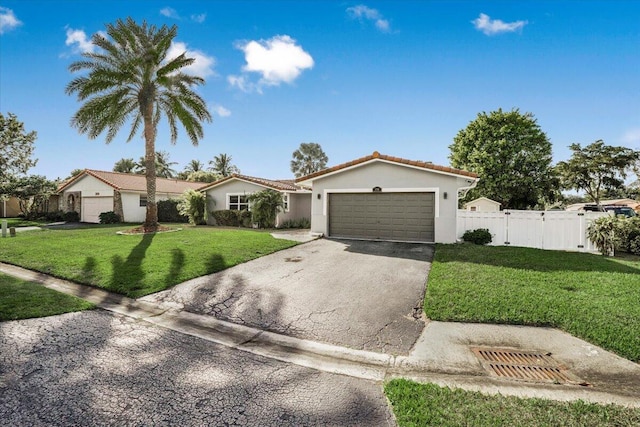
{"left": 142, "top": 239, "right": 433, "bottom": 354}
{"left": 0, "top": 310, "right": 396, "bottom": 426}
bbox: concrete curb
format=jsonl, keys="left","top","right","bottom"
{"left": 2, "top": 262, "right": 639, "bottom": 408}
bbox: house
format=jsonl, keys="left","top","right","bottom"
{"left": 57, "top": 169, "right": 203, "bottom": 223}
{"left": 295, "top": 151, "right": 479, "bottom": 243}
{"left": 1, "top": 196, "right": 21, "bottom": 217}
{"left": 200, "top": 174, "right": 312, "bottom": 227}
{"left": 463, "top": 197, "right": 501, "bottom": 212}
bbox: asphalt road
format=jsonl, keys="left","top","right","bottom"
{"left": 0, "top": 310, "right": 395, "bottom": 426}
{"left": 143, "top": 239, "right": 433, "bottom": 354}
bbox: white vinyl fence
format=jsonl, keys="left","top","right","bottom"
{"left": 457, "top": 210, "right": 609, "bottom": 252}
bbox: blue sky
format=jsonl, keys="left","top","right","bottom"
{"left": 1, "top": 1, "right": 639, "bottom": 181}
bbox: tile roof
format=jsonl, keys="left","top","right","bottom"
{"left": 58, "top": 169, "right": 204, "bottom": 194}
{"left": 295, "top": 151, "right": 478, "bottom": 182}
{"left": 198, "top": 174, "right": 309, "bottom": 192}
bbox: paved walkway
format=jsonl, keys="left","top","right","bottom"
{"left": 1, "top": 262, "right": 639, "bottom": 408}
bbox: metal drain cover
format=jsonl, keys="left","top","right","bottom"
{"left": 471, "top": 347, "right": 588, "bottom": 385}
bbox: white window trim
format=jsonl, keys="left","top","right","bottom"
{"left": 322, "top": 188, "right": 440, "bottom": 217}
{"left": 283, "top": 192, "right": 290, "bottom": 212}
{"left": 226, "top": 192, "right": 251, "bottom": 210}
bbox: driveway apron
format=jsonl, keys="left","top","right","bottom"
{"left": 142, "top": 238, "right": 433, "bottom": 354}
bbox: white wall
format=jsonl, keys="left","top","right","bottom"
{"left": 308, "top": 160, "right": 476, "bottom": 243}
{"left": 466, "top": 198, "right": 500, "bottom": 212}
{"left": 122, "top": 192, "right": 181, "bottom": 223}
{"left": 62, "top": 175, "right": 115, "bottom": 198}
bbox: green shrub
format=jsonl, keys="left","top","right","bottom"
{"left": 44, "top": 210, "right": 65, "bottom": 222}
{"left": 63, "top": 211, "right": 80, "bottom": 222}
{"left": 247, "top": 189, "right": 284, "bottom": 229}
{"left": 158, "top": 199, "right": 188, "bottom": 223}
{"left": 99, "top": 211, "right": 120, "bottom": 224}
{"left": 177, "top": 189, "right": 206, "bottom": 225}
{"left": 462, "top": 228, "right": 492, "bottom": 245}
{"left": 277, "top": 218, "right": 311, "bottom": 229}
{"left": 211, "top": 209, "right": 252, "bottom": 227}
{"left": 587, "top": 215, "right": 640, "bottom": 256}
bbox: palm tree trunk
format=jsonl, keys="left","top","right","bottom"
{"left": 142, "top": 94, "right": 158, "bottom": 231}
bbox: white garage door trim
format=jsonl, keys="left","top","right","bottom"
{"left": 81, "top": 196, "right": 114, "bottom": 223}
{"left": 323, "top": 188, "right": 440, "bottom": 217}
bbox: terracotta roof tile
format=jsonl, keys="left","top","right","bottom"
{"left": 199, "top": 174, "right": 308, "bottom": 192}
{"left": 295, "top": 151, "right": 478, "bottom": 182}
{"left": 58, "top": 169, "right": 203, "bottom": 194}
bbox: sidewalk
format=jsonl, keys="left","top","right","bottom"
{"left": 2, "top": 262, "right": 639, "bottom": 408}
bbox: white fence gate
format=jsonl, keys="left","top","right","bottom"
{"left": 457, "top": 210, "right": 609, "bottom": 252}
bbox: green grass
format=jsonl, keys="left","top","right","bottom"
{"left": 425, "top": 244, "right": 640, "bottom": 362}
{"left": 385, "top": 379, "right": 640, "bottom": 427}
{"left": 0, "top": 224, "right": 297, "bottom": 298}
{"left": 1, "top": 217, "right": 48, "bottom": 228}
{"left": 0, "top": 273, "right": 95, "bottom": 321}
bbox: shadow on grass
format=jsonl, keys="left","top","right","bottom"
{"left": 109, "top": 233, "right": 155, "bottom": 295}
{"left": 435, "top": 244, "right": 640, "bottom": 275}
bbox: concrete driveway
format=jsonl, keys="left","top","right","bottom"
{"left": 142, "top": 239, "right": 433, "bottom": 354}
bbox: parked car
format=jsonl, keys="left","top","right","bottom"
{"left": 603, "top": 206, "right": 637, "bottom": 217}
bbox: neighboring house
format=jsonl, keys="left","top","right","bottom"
{"left": 296, "top": 151, "right": 479, "bottom": 243}
{"left": 200, "top": 174, "right": 311, "bottom": 227}
{"left": 57, "top": 169, "right": 203, "bottom": 223}
{"left": 566, "top": 198, "right": 640, "bottom": 212}
{"left": 463, "top": 197, "right": 501, "bottom": 212}
{"left": 1, "top": 196, "right": 21, "bottom": 218}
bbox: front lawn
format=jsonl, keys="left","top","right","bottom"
{"left": 0, "top": 225, "right": 297, "bottom": 298}
{"left": 1, "top": 217, "right": 49, "bottom": 228}
{"left": 425, "top": 244, "right": 640, "bottom": 362}
{"left": 385, "top": 379, "right": 640, "bottom": 427}
{"left": 0, "top": 273, "right": 95, "bottom": 321}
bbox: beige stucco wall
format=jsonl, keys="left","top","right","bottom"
{"left": 204, "top": 179, "right": 312, "bottom": 226}
{"left": 1, "top": 197, "right": 21, "bottom": 217}
{"left": 307, "top": 160, "right": 476, "bottom": 243}
{"left": 121, "top": 192, "right": 182, "bottom": 223}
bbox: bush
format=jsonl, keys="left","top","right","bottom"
{"left": 158, "top": 199, "right": 188, "bottom": 223}
{"left": 462, "top": 228, "right": 492, "bottom": 245}
{"left": 587, "top": 215, "right": 640, "bottom": 256}
{"left": 98, "top": 211, "right": 120, "bottom": 224}
{"left": 63, "top": 211, "right": 80, "bottom": 222}
{"left": 211, "top": 210, "right": 252, "bottom": 227}
{"left": 277, "top": 218, "right": 311, "bottom": 229}
{"left": 44, "top": 210, "right": 65, "bottom": 222}
{"left": 247, "top": 189, "right": 284, "bottom": 229}
{"left": 177, "top": 189, "right": 206, "bottom": 225}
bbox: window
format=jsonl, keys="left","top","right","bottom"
{"left": 470, "top": 206, "right": 476, "bottom": 211}
{"left": 228, "top": 194, "right": 249, "bottom": 211}
{"left": 140, "top": 195, "right": 147, "bottom": 207}
{"left": 283, "top": 193, "right": 289, "bottom": 212}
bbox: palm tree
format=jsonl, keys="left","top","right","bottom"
{"left": 135, "top": 151, "right": 178, "bottom": 178}
{"left": 66, "top": 18, "right": 212, "bottom": 230}
{"left": 291, "top": 142, "right": 328, "bottom": 178}
{"left": 247, "top": 189, "right": 284, "bottom": 228}
{"left": 113, "top": 158, "right": 137, "bottom": 173}
{"left": 184, "top": 159, "right": 205, "bottom": 174}
{"left": 209, "top": 153, "right": 240, "bottom": 177}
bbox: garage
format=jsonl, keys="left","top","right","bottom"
{"left": 329, "top": 192, "right": 435, "bottom": 242}
{"left": 81, "top": 196, "right": 113, "bottom": 223}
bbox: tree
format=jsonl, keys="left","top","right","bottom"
{"left": 0, "top": 175, "right": 58, "bottom": 219}
{"left": 177, "top": 188, "right": 206, "bottom": 225}
{"left": 290, "top": 142, "right": 328, "bottom": 178}
{"left": 177, "top": 159, "right": 205, "bottom": 179}
{"left": 113, "top": 158, "right": 137, "bottom": 173}
{"left": 69, "top": 169, "right": 84, "bottom": 177}
{"left": 185, "top": 170, "right": 219, "bottom": 183}
{"left": 449, "top": 109, "right": 559, "bottom": 209}
{"left": 209, "top": 153, "right": 239, "bottom": 177}
{"left": 135, "top": 151, "right": 178, "bottom": 178}
{"left": 0, "top": 112, "right": 37, "bottom": 183}
{"left": 556, "top": 140, "right": 639, "bottom": 206}
{"left": 247, "top": 189, "right": 284, "bottom": 228}
{"left": 66, "top": 18, "right": 212, "bottom": 231}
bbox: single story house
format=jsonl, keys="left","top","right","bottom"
{"left": 1, "top": 196, "right": 21, "bottom": 218}
{"left": 463, "top": 197, "right": 501, "bottom": 212}
{"left": 296, "top": 151, "right": 479, "bottom": 243}
{"left": 57, "top": 169, "right": 203, "bottom": 223}
{"left": 200, "top": 174, "right": 311, "bottom": 227}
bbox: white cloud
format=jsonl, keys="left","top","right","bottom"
{"left": 65, "top": 28, "right": 94, "bottom": 53}
{"left": 473, "top": 13, "right": 527, "bottom": 36}
{"left": 160, "top": 7, "right": 180, "bottom": 19}
{"left": 622, "top": 128, "right": 640, "bottom": 145}
{"left": 191, "top": 13, "right": 206, "bottom": 23}
{"left": 230, "top": 35, "right": 313, "bottom": 93}
{"left": 166, "top": 41, "right": 216, "bottom": 77}
{"left": 346, "top": 5, "right": 391, "bottom": 33}
{"left": 0, "top": 6, "right": 22, "bottom": 35}
{"left": 211, "top": 104, "right": 231, "bottom": 118}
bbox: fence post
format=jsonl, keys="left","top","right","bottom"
{"left": 1, "top": 219, "right": 6, "bottom": 238}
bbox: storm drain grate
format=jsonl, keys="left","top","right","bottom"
{"left": 471, "top": 347, "right": 588, "bottom": 385}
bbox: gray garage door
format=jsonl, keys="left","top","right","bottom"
{"left": 329, "top": 192, "right": 435, "bottom": 242}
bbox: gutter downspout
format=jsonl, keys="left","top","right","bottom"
{"left": 456, "top": 178, "right": 480, "bottom": 241}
